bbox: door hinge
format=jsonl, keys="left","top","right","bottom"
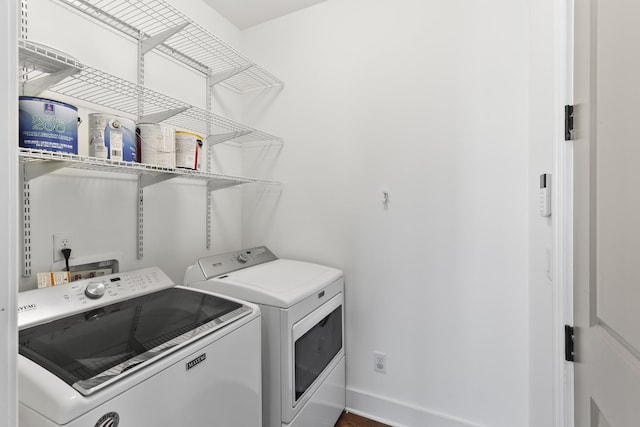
{"left": 564, "top": 105, "right": 574, "bottom": 141}
{"left": 565, "top": 325, "right": 575, "bottom": 362}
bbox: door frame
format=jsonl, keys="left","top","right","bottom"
{"left": 552, "top": 0, "right": 575, "bottom": 426}
{"left": 0, "top": 0, "right": 18, "bottom": 425}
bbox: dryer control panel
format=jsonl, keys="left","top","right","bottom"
{"left": 18, "top": 266, "right": 175, "bottom": 329}
{"left": 198, "top": 246, "right": 278, "bottom": 279}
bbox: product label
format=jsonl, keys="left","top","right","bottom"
{"left": 19, "top": 98, "right": 78, "bottom": 154}
{"left": 137, "top": 125, "right": 176, "bottom": 168}
{"left": 31, "top": 113, "right": 67, "bottom": 133}
{"left": 88, "top": 114, "right": 136, "bottom": 161}
{"left": 186, "top": 353, "right": 207, "bottom": 371}
{"left": 17, "top": 303, "right": 37, "bottom": 313}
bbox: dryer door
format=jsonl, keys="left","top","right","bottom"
{"left": 292, "top": 293, "right": 343, "bottom": 404}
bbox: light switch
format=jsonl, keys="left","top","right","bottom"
{"left": 539, "top": 174, "right": 551, "bottom": 217}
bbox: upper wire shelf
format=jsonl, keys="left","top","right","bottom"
{"left": 18, "top": 41, "right": 83, "bottom": 76}
{"left": 54, "top": 0, "right": 284, "bottom": 93}
{"left": 19, "top": 39, "right": 283, "bottom": 145}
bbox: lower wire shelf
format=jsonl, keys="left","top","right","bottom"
{"left": 18, "top": 148, "right": 277, "bottom": 189}
{"left": 18, "top": 148, "right": 279, "bottom": 272}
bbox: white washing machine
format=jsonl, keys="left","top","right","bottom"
{"left": 18, "top": 266, "right": 262, "bottom": 427}
{"left": 184, "top": 246, "right": 346, "bottom": 427}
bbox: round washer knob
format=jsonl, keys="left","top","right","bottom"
{"left": 85, "top": 281, "right": 107, "bottom": 299}
{"left": 236, "top": 254, "right": 248, "bottom": 263}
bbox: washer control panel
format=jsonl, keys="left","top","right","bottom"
{"left": 18, "top": 266, "right": 175, "bottom": 329}
{"left": 198, "top": 246, "right": 278, "bottom": 279}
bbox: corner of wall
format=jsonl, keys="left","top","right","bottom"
{"left": 1, "top": 0, "right": 19, "bottom": 424}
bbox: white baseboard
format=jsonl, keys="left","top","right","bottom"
{"left": 346, "top": 387, "right": 487, "bottom": 427}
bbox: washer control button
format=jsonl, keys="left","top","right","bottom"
{"left": 85, "top": 282, "right": 107, "bottom": 299}
{"left": 236, "top": 254, "right": 248, "bottom": 264}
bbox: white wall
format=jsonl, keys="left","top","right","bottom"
{"left": 12, "top": 1, "right": 562, "bottom": 427}
{"left": 240, "top": 1, "right": 531, "bottom": 426}
{"left": 19, "top": 0, "right": 247, "bottom": 291}
{"left": 1, "top": 0, "right": 18, "bottom": 425}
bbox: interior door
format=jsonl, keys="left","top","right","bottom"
{"left": 573, "top": 0, "right": 640, "bottom": 426}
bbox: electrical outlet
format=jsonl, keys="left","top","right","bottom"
{"left": 53, "top": 233, "right": 72, "bottom": 262}
{"left": 374, "top": 351, "right": 387, "bottom": 373}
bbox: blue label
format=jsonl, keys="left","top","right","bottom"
{"left": 19, "top": 97, "right": 78, "bottom": 154}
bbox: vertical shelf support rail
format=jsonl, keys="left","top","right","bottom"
{"left": 137, "top": 175, "right": 144, "bottom": 260}
{"left": 21, "top": 167, "right": 32, "bottom": 277}
{"left": 135, "top": 22, "right": 191, "bottom": 258}
{"left": 20, "top": 0, "right": 30, "bottom": 276}
{"left": 19, "top": 157, "right": 73, "bottom": 277}
{"left": 206, "top": 73, "right": 213, "bottom": 249}
{"left": 136, "top": 31, "right": 145, "bottom": 259}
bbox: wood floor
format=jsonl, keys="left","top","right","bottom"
{"left": 334, "top": 411, "right": 391, "bottom": 427}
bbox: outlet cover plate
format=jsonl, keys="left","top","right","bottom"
{"left": 53, "top": 233, "right": 72, "bottom": 262}
{"left": 374, "top": 351, "right": 387, "bottom": 373}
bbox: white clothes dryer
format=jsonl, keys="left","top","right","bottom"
{"left": 184, "top": 246, "right": 346, "bottom": 427}
{"left": 18, "top": 267, "right": 262, "bottom": 427}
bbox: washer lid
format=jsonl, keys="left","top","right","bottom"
{"left": 207, "top": 259, "right": 343, "bottom": 307}
{"left": 19, "top": 287, "right": 252, "bottom": 396}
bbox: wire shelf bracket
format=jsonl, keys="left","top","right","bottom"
{"left": 209, "top": 65, "right": 254, "bottom": 87}
{"left": 139, "top": 173, "right": 175, "bottom": 188}
{"left": 139, "top": 107, "right": 189, "bottom": 124}
{"left": 23, "top": 159, "right": 73, "bottom": 181}
{"left": 207, "top": 130, "right": 253, "bottom": 146}
{"left": 140, "top": 22, "right": 189, "bottom": 55}
{"left": 22, "top": 67, "right": 80, "bottom": 96}
{"left": 208, "top": 180, "right": 242, "bottom": 192}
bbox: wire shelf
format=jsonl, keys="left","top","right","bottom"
{"left": 18, "top": 40, "right": 283, "bottom": 144}
{"left": 19, "top": 40, "right": 83, "bottom": 79}
{"left": 19, "top": 148, "right": 276, "bottom": 189}
{"left": 54, "top": 0, "right": 284, "bottom": 92}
